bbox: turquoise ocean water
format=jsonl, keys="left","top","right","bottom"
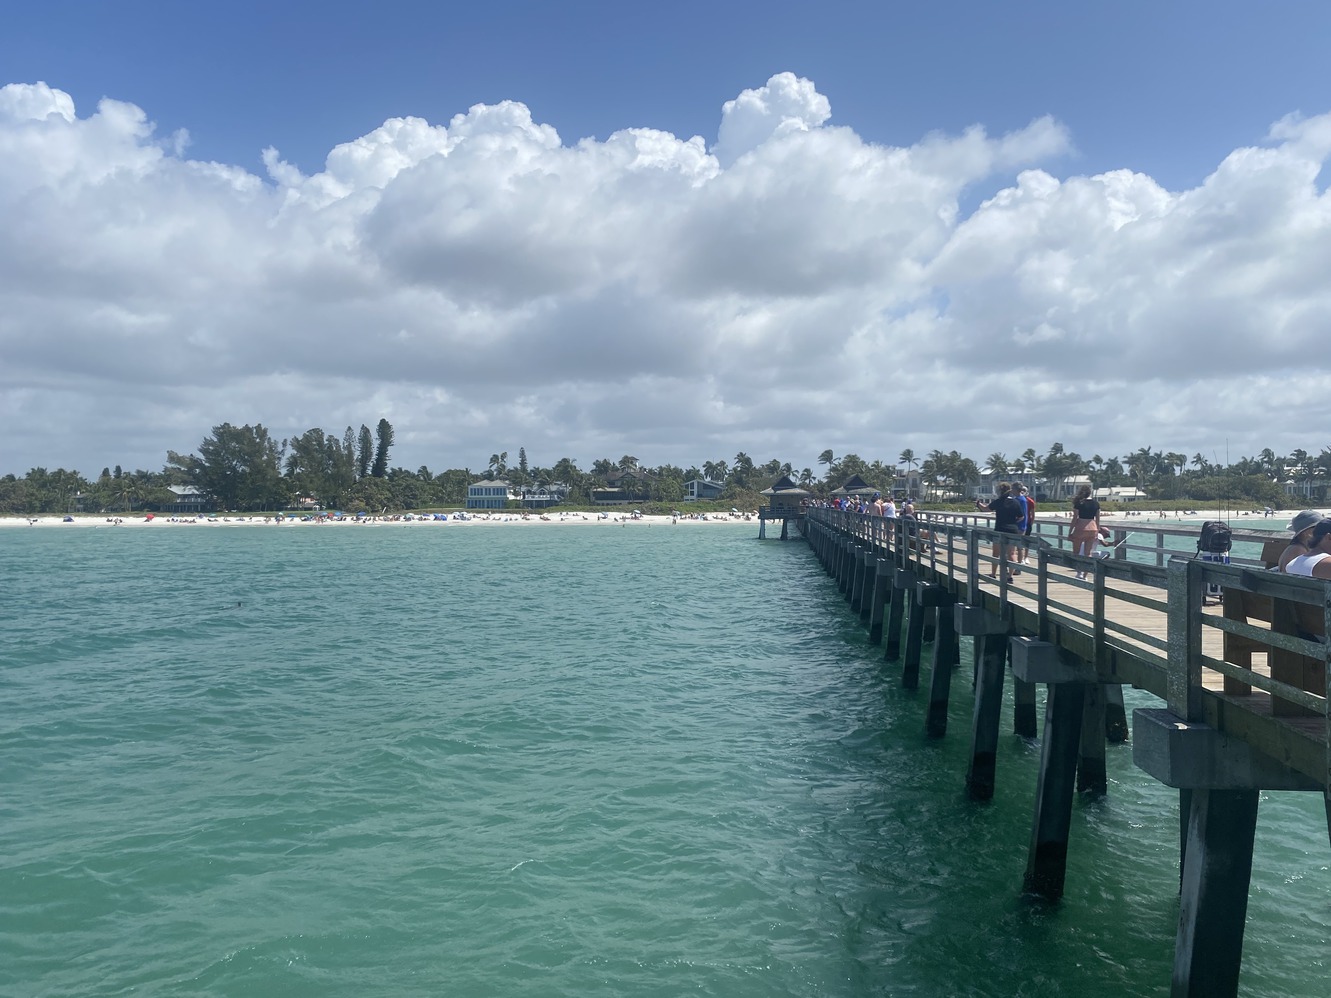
{"left": 1, "top": 522, "right": 1327, "bottom": 996}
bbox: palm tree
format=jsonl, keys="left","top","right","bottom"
{"left": 818, "top": 449, "right": 835, "bottom": 469}
{"left": 986, "top": 452, "right": 1008, "bottom": 477}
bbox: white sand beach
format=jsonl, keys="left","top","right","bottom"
{"left": 0, "top": 511, "right": 760, "bottom": 529}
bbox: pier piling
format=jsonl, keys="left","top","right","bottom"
{"left": 850, "top": 547, "right": 867, "bottom": 611}
{"left": 902, "top": 582, "right": 939, "bottom": 689}
{"left": 1023, "top": 681, "right": 1088, "bottom": 898}
{"left": 1013, "top": 675, "right": 1039, "bottom": 738}
{"left": 867, "top": 558, "right": 891, "bottom": 644}
{"left": 884, "top": 568, "right": 913, "bottom": 662}
{"left": 1012, "top": 638, "right": 1095, "bottom": 898}
{"left": 1077, "top": 683, "right": 1109, "bottom": 794}
{"left": 1172, "top": 789, "right": 1259, "bottom": 998}
{"left": 859, "top": 553, "right": 876, "bottom": 623}
{"left": 925, "top": 588, "right": 959, "bottom": 736}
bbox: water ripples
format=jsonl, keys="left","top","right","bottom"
{"left": 1, "top": 524, "right": 1326, "bottom": 996}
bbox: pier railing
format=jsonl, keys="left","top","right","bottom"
{"left": 803, "top": 507, "right": 1329, "bottom": 791}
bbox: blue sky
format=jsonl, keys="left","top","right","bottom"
{"left": 3, "top": 2, "right": 1331, "bottom": 478}
{"left": 11, "top": 2, "right": 1327, "bottom": 188}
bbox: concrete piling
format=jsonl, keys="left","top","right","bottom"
{"left": 902, "top": 582, "right": 938, "bottom": 690}
{"left": 925, "top": 588, "right": 959, "bottom": 737}
{"left": 1172, "top": 789, "right": 1260, "bottom": 998}
{"left": 867, "top": 558, "right": 891, "bottom": 645}
{"left": 884, "top": 568, "right": 913, "bottom": 662}
{"left": 1077, "top": 683, "right": 1109, "bottom": 794}
{"left": 1022, "top": 681, "right": 1088, "bottom": 898}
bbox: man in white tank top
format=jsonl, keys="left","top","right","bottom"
{"left": 1284, "top": 519, "right": 1331, "bottom": 578}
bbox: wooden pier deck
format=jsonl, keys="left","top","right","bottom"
{"left": 790, "top": 507, "right": 1329, "bottom": 998}
{"left": 806, "top": 508, "right": 1329, "bottom": 789}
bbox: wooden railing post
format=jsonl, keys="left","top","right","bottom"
{"left": 1167, "top": 558, "right": 1204, "bottom": 722}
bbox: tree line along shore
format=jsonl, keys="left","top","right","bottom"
{"left": 0, "top": 422, "right": 1311, "bottom": 516}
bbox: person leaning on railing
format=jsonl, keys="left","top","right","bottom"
{"left": 1283, "top": 518, "right": 1331, "bottom": 579}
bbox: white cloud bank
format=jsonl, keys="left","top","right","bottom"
{"left": 2, "top": 73, "right": 1329, "bottom": 477}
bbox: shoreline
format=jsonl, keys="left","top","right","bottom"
{"left": 0, "top": 511, "right": 759, "bottom": 529}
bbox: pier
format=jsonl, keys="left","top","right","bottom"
{"left": 789, "top": 508, "right": 1329, "bottom": 998}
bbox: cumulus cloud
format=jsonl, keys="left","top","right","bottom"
{"left": 1, "top": 73, "right": 1329, "bottom": 479}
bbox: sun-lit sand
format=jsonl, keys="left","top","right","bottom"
{"left": 1, "top": 511, "right": 760, "bottom": 529}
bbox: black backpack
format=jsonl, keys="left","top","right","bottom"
{"left": 1198, "top": 520, "right": 1232, "bottom": 554}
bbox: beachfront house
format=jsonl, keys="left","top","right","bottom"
{"left": 518, "top": 484, "right": 569, "bottom": 509}
{"left": 1283, "top": 472, "right": 1327, "bottom": 501}
{"left": 1093, "top": 486, "right": 1150, "bottom": 503}
{"left": 165, "top": 485, "right": 212, "bottom": 515}
{"left": 887, "top": 467, "right": 924, "bottom": 499}
{"left": 466, "top": 479, "right": 515, "bottom": 509}
{"left": 1047, "top": 474, "right": 1092, "bottom": 501}
{"left": 591, "top": 468, "right": 656, "bottom": 505}
{"left": 683, "top": 478, "right": 724, "bottom": 502}
{"left": 970, "top": 470, "right": 1040, "bottom": 501}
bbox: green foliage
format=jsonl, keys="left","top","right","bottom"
{"left": 182, "top": 423, "right": 287, "bottom": 512}
{"left": 371, "top": 418, "right": 394, "bottom": 478}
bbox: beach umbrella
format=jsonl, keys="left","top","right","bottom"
{"left": 731, "top": 507, "right": 739, "bottom": 513}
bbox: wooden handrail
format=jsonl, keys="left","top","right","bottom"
{"left": 803, "top": 506, "right": 1329, "bottom": 790}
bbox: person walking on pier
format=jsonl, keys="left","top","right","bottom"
{"left": 976, "top": 482, "right": 1024, "bottom": 581}
{"left": 1014, "top": 482, "right": 1036, "bottom": 566}
{"left": 1070, "top": 484, "right": 1105, "bottom": 579}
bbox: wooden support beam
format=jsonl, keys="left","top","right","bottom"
{"left": 1104, "top": 684, "right": 1129, "bottom": 743}
{"left": 1013, "top": 676, "right": 1038, "bottom": 739}
{"left": 850, "top": 548, "right": 867, "bottom": 611}
{"left": 1171, "top": 789, "right": 1259, "bottom": 998}
{"left": 859, "top": 553, "right": 876, "bottom": 623}
{"left": 867, "top": 558, "right": 891, "bottom": 644}
{"left": 1077, "top": 683, "right": 1108, "bottom": 794}
{"left": 884, "top": 569, "right": 913, "bottom": 662}
{"left": 967, "top": 631, "right": 1009, "bottom": 800}
{"left": 1024, "top": 681, "right": 1088, "bottom": 898}
{"left": 901, "top": 583, "right": 933, "bottom": 689}
{"left": 926, "top": 589, "right": 958, "bottom": 737}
